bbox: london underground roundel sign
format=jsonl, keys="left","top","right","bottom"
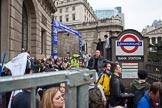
{"left": 116, "top": 32, "right": 143, "bottom": 56}
{"left": 120, "top": 34, "right": 140, "bottom": 53}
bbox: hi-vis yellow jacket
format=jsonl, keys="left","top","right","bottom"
{"left": 97, "top": 71, "right": 111, "bottom": 96}
{"left": 70, "top": 58, "right": 79, "bottom": 67}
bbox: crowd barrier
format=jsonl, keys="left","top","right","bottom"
{"left": 0, "top": 68, "right": 96, "bottom": 108}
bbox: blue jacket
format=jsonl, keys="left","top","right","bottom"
{"left": 137, "top": 91, "right": 154, "bottom": 108}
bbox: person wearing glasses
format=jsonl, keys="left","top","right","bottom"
{"left": 137, "top": 82, "right": 162, "bottom": 108}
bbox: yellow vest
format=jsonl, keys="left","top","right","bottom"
{"left": 70, "top": 59, "right": 79, "bottom": 67}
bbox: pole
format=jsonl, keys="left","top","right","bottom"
{"left": 85, "top": 40, "right": 88, "bottom": 53}
{"left": 0, "top": 52, "right": 6, "bottom": 76}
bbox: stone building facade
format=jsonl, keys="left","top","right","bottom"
{"left": 0, "top": 0, "right": 57, "bottom": 61}
{"left": 142, "top": 21, "right": 162, "bottom": 52}
{"left": 54, "top": 0, "right": 97, "bottom": 25}
{"left": 57, "top": 16, "right": 123, "bottom": 57}
{"left": 53, "top": 0, "right": 124, "bottom": 57}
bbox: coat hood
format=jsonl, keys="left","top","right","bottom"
{"left": 131, "top": 79, "right": 149, "bottom": 90}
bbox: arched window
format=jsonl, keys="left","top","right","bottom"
{"left": 22, "top": 2, "right": 28, "bottom": 50}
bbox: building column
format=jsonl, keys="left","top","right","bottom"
{"left": 155, "top": 37, "right": 158, "bottom": 44}
{"left": 150, "top": 37, "right": 152, "bottom": 44}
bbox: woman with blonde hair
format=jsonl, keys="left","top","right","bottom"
{"left": 39, "top": 87, "right": 64, "bottom": 108}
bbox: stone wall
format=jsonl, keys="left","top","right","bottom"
{"left": 57, "top": 16, "right": 123, "bottom": 56}
{"left": 0, "top": 0, "right": 56, "bottom": 61}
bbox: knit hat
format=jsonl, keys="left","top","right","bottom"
{"left": 138, "top": 69, "right": 148, "bottom": 79}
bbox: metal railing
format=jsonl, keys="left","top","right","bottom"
{"left": 146, "top": 62, "right": 162, "bottom": 84}
{"left": 0, "top": 68, "right": 96, "bottom": 108}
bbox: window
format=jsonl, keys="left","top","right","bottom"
{"left": 72, "top": 6, "right": 75, "bottom": 11}
{"left": 160, "top": 29, "right": 162, "bottom": 33}
{"left": 66, "top": 7, "right": 69, "bottom": 12}
{"left": 152, "top": 37, "right": 156, "bottom": 44}
{"left": 84, "top": 16, "right": 86, "bottom": 21}
{"left": 66, "top": 15, "right": 69, "bottom": 22}
{"left": 59, "top": 9, "right": 62, "bottom": 13}
{"left": 59, "top": 16, "right": 62, "bottom": 22}
{"left": 56, "top": 1, "right": 58, "bottom": 5}
{"left": 22, "top": 3, "right": 28, "bottom": 50}
{"left": 55, "top": 16, "right": 57, "bottom": 20}
{"left": 72, "top": 14, "right": 75, "bottom": 20}
{"left": 41, "top": 29, "right": 45, "bottom": 54}
{"left": 158, "top": 37, "right": 162, "bottom": 43}
{"left": 82, "top": 44, "right": 85, "bottom": 51}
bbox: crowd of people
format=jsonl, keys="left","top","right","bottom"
{"left": 0, "top": 48, "right": 162, "bottom": 108}
{"left": 87, "top": 50, "right": 162, "bottom": 108}
{"left": 0, "top": 49, "right": 90, "bottom": 108}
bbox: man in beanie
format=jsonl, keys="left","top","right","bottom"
{"left": 129, "top": 69, "right": 150, "bottom": 108}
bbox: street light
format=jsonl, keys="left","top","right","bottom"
{"left": 85, "top": 40, "right": 88, "bottom": 53}
{"left": 104, "top": 34, "right": 110, "bottom": 60}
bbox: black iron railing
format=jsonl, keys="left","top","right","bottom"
{"left": 146, "top": 62, "right": 162, "bottom": 84}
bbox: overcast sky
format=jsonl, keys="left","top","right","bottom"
{"left": 88, "top": 0, "right": 162, "bottom": 32}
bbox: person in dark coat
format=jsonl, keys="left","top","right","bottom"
{"left": 88, "top": 50, "right": 105, "bottom": 77}
{"left": 130, "top": 69, "right": 150, "bottom": 94}
{"left": 11, "top": 89, "right": 39, "bottom": 108}
{"left": 94, "top": 38, "right": 104, "bottom": 56}
{"left": 110, "top": 63, "right": 125, "bottom": 107}
{"left": 129, "top": 69, "right": 150, "bottom": 108}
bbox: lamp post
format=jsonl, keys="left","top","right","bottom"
{"left": 104, "top": 33, "right": 110, "bottom": 60}
{"left": 85, "top": 40, "right": 88, "bottom": 53}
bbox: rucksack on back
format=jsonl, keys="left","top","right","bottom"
{"left": 89, "top": 86, "right": 104, "bottom": 108}
{"left": 134, "top": 84, "right": 150, "bottom": 107}
{"left": 134, "top": 90, "right": 145, "bottom": 105}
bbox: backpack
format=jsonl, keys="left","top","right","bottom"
{"left": 134, "top": 84, "right": 150, "bottom": 107}
{"left": 89, "top": 85, "right": 104, "bottom": 108}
